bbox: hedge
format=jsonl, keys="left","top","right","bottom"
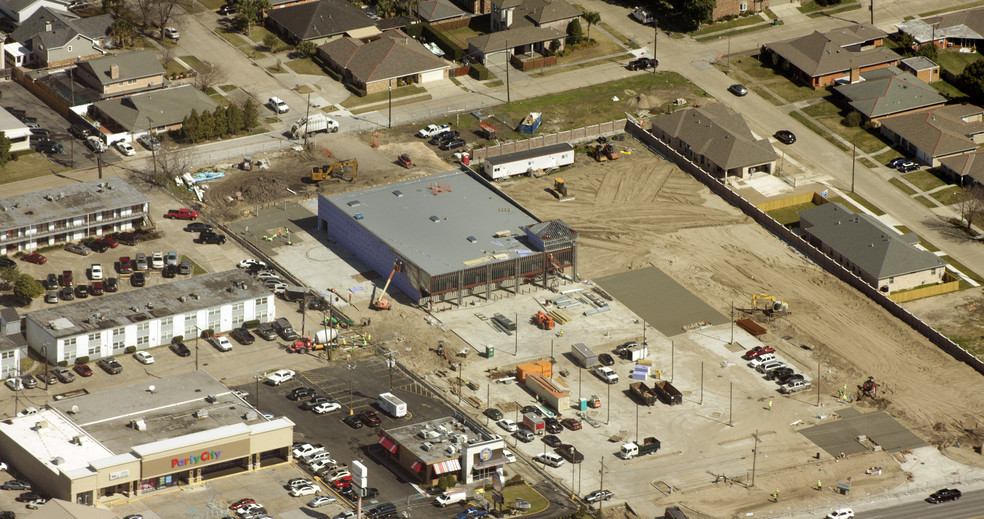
{"left": 76, "top": 356, "right": 89, "bottom": 364}
{"left": 124, "top": 346, "right": 136, "bottom": 354}
{"left": 469, "top": 62, "right": 492, "bottom": 80}
{"left": 422, "top": 23, "right": 465, "bottom": 61}
{"left": 243, "top": 320, "right": 260, "bottom": 329}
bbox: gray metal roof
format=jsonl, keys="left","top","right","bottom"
{"left": 0, "top": 177, "right": 146, "bottom": 231}
{"left": 25, "top": 270, "right": 271, "bottom": 339}
{"left": 650, "top": 104, "right": 778, "bottom": 171}
{"left": 324, "top": 169, "right": 539, "bottom": 277}
{"left": 799, "top": 202, "right": 944, "bottom": 279}
{"left": 78, "top": 50, "right": 165, "bottom": 86}
{"left": 897, "top": 8, "right": 984, "bottom": 44}
{"left": 900, "top": 56, "right": 938, "bottom": 71}
{"left": 833, "top": 67, "right": 945, "bottom": 118}
{"left": 485, "top": 143, "right": 573, "bottom": 166}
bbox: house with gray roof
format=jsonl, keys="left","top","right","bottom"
{"left": 764, "top": 23, "right": 900, "bottom": 89}
{"left": 490, "top": 0, "right": 580, "bottom": 32}
{"left": 418, "top": 0, "right": 466, "bottom": 22}
{"left": 649, "top": 103, "right": 778, "bottom": 180}
{"left": 10, "top": 7, "right": 112, "bottom": 67}
{"left": 879, "top": 104, "right": 984, "bottom": 166}
{"left": 799, "top": 202, "right": 946, "bottom": 292}
{"left": 90, "top": 84, "right": 218, "bottom": 138}
{"left": 318, "top": 30, "right": 450, "bottom": 94}
{"left": 467, "top": 25, "right": 563, "bottom": 63}
{"left": 466, "top": 0, "right": 577, "bottom": 63}
{"left": 900, "top": 56, "right": 940, "bottom": 83}
{"left": 833, "top": 66, "right": 945, "bottom": 121}
{"left": 75, "top": 50, "right": 166, "bottom": 97}
{"left": 896, "top": 7, "right": 984, "bottom": 49}
{"left": 265, "top": 0, "right": 376, "bottom": 44}
{"left": 0, "top": 0, "right": 68, "bottom": 23}
{"left": 939, "top": 149, "right": 984, "bottom": 185}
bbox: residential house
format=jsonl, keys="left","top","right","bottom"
{"left": 896, "top": 7, "right": 984, "bottom": 50}
{"left": 0, "top": 106, "right": 31, "bottom": 152}
{"left": 832, "top": 66, "right": 946, "bottom": 121}
{"left": 879, "top": 104, "right": 984, "bottom": 166}
{"left": 10, "top": 7, "right": 112, "bottom": 67}
{"left": 798, "top": 202, "right": 946, "bottom": 292}
{"left": 75, "top": 50, "right": 165, "bottom": 97}
{"left": 0, "top": 0, "right": 68, "bottom": 23}
{"left": 710, "top": 0, "right": 769, "bottom": 21}
{"left": 939, "top": 149, "right": 984, "bottom": 185}
{"left": 490, "top": 0, "right": 581, "bottom": 33}
{"left": 649, "top": 103, "right": 778, "bottom": 180}
{"left": 418, "top": 0, "right": 467, "bottom": 23}
{"left": 265, "top": 0, "right": 377, "bottom": 45}
{"left": 269, "top": 0, "right": 319, "bottom": 8}
{"left": 764, "top": 23, "right": 900, "bottom": 89}
{"left": 318, "top": 29, "right": 450, "bottom": 94}
{"left": 900, "top": 56, "right": 940, "bottom": 83}
{"left": 454, "top": 0, "right": 491, "bottom": 15}
{"left": 89, "top": 84, "right": 219, "bottom": 143}
{"left": 467, "top": 25, "right": 563, "bottom": 64}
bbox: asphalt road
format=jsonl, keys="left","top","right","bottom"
{"left": 858, "top": 489, "right": 984, "bottom": 519}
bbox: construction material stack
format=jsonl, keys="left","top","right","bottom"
{"left": 516, "top": 359, "right": 552, "bottom": 382}
{"left": 631, "top": 364, "right": 650, "bottom": 380}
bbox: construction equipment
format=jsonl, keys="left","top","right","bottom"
{"left": 310, "top": 158, "right": 357, "bottom": 183}
{"left": 398, "top": 154, "right": 414, "bottom": 168}
{"left": 554, "top": 178, "right": 568, "bottom": 197}
{"left": 858, "top": 376, "right": 879, "bottom": 400}
{"left": 534, "top": 311, "right": 555, "bottom": 330}
{"left": 588, "top": 395, "right": 601, "bottom": 408}
{"left": 592, "top": 142, "right": 620, "bottom": 162}
{"left": 371, "top": 260, "right": 404, "bottom": 311}
{"left": 751, "top": 293, "right": 789, "bottom": 314}
{"left": 287, "top": 337, "right": 328, "bottom": 354}
{"left": 479, "top": 121, "right": 498, "bottom": 139}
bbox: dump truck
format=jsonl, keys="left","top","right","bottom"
{"left": 630, "top": 381, "right": 657, "bottom": 406}
{"left": 652, "top": 380, "right": 683, "bottom": 406}
{"left": 618, "top": 437, "right": 660, "bottom": 459}
{"left": 378, "top": 392, "right": 407, "bottom": 417}
{"left": 289, "top": 113, "right": 339, "bottom": 139}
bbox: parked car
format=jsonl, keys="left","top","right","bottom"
{"left": 343, "top": 415, "right": 364, "bottom": 429}
{"left": 90, "top": 264, "right": 103, "bottom": 280}
{"left": 255, "top": 322, "right": 277, "bottom": 340}
{"left": 45, "top": 273, "right": 58, "bottom": 290}
{"left": 562, "top": 418, "right": 582, "bottom": 430}
{"left": 497, "top": 418, "right": 517, "bottom": 432}
{"left": 97, "top": 357, "right": 122, "bottom": 374}
{"left": 116, "top": 232, "right": 139, "bottom": 246}
{"left": 887, "top": 157, "right": 907, "bottom": 168}
{"left": 0, "top": 481, "right": 30, "bottom": 490}
{"left": 218, "top": 3, "right": 237, "bottom": 14}
{"left": 313, "top": 402, "right": 342, "bottom": 414}
{"left": 59, "top": 270, "right": 72, "bottom": 287}
{"left": 627, "top": 57, "right": 657, "bottom": 71}
{"left": 179, "top": 260, "right": 193, "bottom": 275}
{"left": 44, "top": 291, "right": 58, "bottom": 304}
{"left": 268, "top": 97, "right": 289, "bottom": 114}
{"left": 417, "top": 124, "right": 451, "bottom": 138}
{"left": 825, "top": 508, "right": 854, "bottom": 519}
{"left": 533, "top": 452, "right": 565, "bottom": 468}
{"left": 105, "top": 277, "right": 118, "bottom": 292}
{"left": 774, "top": 130, "right": 796, "bottom": 144}
{"left": 302, "top": 396, "right": 333, "bottom": 411}
{"left": 134, "top": 351, "right": 155, "bottom": 364}
{"left": 54, "top": 367, "right": 75, "bottom": 383}
{"left": 289, "top": 485, "right": 318, "bottom": 497}
{"left": 745, "top": 346, "right": 775, "bottom": 359}
{"left": 198, "top": 232, "right": 226, "bottom": 245}
{"left": 728, "top": 84, "right": 748, "bottom": 96}
{"left": 484, "top": 408, "right": 503, "bottom": 420}
{"left": 74, "top": 284, "right": 89, "bottom": 298}
{"left": 897, "top": 160, "right": 919, "bottom": 172}
{"left": 358, "top": 410, "right": 381, "bottom": 426}
{"left": 185, "top": 222, "right": 212, "bottom": 233}
{"left": 95, "top": 235, "right": 119, "bottom": 249}
{"left": 170, "top": 340, "right": 191, "bottom": 357}
{"left": 542, "top": 434, "right": 562, "bottom": 448}
{"left": 65, "top": 243, "right": 92, "bottom": 256}
{"left": 165, "top": 208, "right": 198, "bottom": 220}
{"left": 230, "top": 328, "right": 255, "bottom": 345}
{"left": 429, "top": 130, "right": 459, "bottom": 146}
{"left": 73, "top": 364, "right": 93, "bottom": 377}
{"left": 544, "top": 417, "right": 563, "bottom": 434}
{"left": 439, "top": 138, "right": 466, "bottom": 151}
{"left": 584, "top": 489, "right": 613, "bottom": 503}
{"left": 85, "top": 135, "right": 106, "bottom": 153}
{"left": 162, "top": 265, "right": 177, "bottom": 278}
{"left": 115, "top": 141, "right": 135, "bottom": 156}
{"left": 309, "top": 495, "right": 336, "bottom": 508}
{"left": 927, "top": 488, "right": 961, "bottom": 503}
{"left": 556, "top": 444, "right": 584, "bottom": 463}
{"left": 163, "top": 26, "right": 179, "bottom": 40}
{"left": 22, "top": 252, "right": 46, "bottom": 264}
{"left": 90, "top": 281, "right": 104, "bottom": 295}
{"left": 211, "top": 335, "right": 232, "bottom": 352}
{"left": 267, "top": 369, "right": 295, "bottom": 385}
{"left": 288, "top": 387, "right": 317, "bottom": 400}
{"left": 131, "top": 272, "right": 146, "bottom": 287}
{"left": 137, "top": 134, "right": 161, "bottom": 150}
{"left": 69, "top": 125, "right": 93, "bottom": 140}
{"left": 598, "top": 353, "right": 615, "bottom": 366}
{"left": 36, "top": 140, "right": 63, "bottom": 154}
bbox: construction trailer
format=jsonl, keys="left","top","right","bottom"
{"left": 318, "top": 169, "right": 578, "bottom": 306}
{"left": 483, "top": 143, "right": 575, "bottom": 180}
{"left": 571, "top": 342, "right": 599, "bottom": 368}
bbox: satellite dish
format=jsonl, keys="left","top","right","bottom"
{"left": 148, "top": 385, "right": 156, "bottom": 393}
{"left": 70, "top": 405, "right": 79, "bottom": 414}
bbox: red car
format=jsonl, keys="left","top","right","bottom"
{"left": 60, "top": 270, "right": 73, "bottom": 287}
{"left": 118, "top": 257, "right": 133, "bottom": 274}
{"left": 330, "top": 476, "right": 352, "bottom": 490}
{"left": 94, "top": 236, "right": 118, "bottom": 249}
{"left": 561, "top": 418, "right": 582, "bottom": 431}
{"left": 91, "top": 282, "right": 104, "bottom": 295}
{"left": 230, "top": 498, "right": 256, "bottom": 511}
{"left": 746, "top": 346, "right": 775, "bottom": 359}
{"left": 22, "top": 253, "right": 46, "bottom": 264}
{"left": 359, "top": 410, "right": 381, "bottom": 427}
{"left": 73, "top": 364, "right": 93, "bottom": 377}
{"left": 165, "top": 208, "right": 199, "bottom": 220}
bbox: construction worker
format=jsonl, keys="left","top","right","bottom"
{"left": 817, "top": 480, "right": 822, "bottom": 491}
{"left": 768, "top": 400, "right": 773, "bottom": 411}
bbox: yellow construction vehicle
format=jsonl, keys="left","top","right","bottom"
{"left": 751, "top": 294, "right": 788, "bottom": 313}
{"left": 310, "top": 159, "right": 357, "bottom": 183}
{"left": 554, "top": 178, "right": 568, "bottom": 197}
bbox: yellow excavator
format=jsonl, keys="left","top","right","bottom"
{"left": 311, "top": 159, "right": 357, "bottom": 183}
{"left": 751, "top": 293, "right": 788, "bottom": 313}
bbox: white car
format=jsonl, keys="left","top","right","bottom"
{"left": 417, "top": 124, "right": 450, "bottom": 138}
{"left": 309, "top": 495, "right": 336, "bottom": 507}
{"left": 5, "top": 378, "right": 23, "bottom": 391}
{"left": 90, "top": 264, "right": 103, "bottom": 280}
{"left": 503, "top": 449, "right": 516, "bottom": 463}
{"left": 308, "top": 458, "right": 336, "bottom": 472}
{"left": 593, "top": 366, "right": 619, "bottom": 384}
{"left": 238, "top": 259, "right": 267, "bottom": 269}
{"left": 333, "top": 512, "right": 356, "bottom": 519}
{"left": 289, "top": 484, "right": 318, "bottom": 497}
{"left": 497, "top": 418, "right": 517, "bottom": 432}
{"left": 86, "top": 135, "right": 106, "bottom": 153}
{"left": 151, "top": 251, "right": 165, "bottom": 269}
{"left": 292, "top": 444, "right": 324, "bottom": 458}
{"left": 115, "top": 141, "right": 135, "bottom": 156}
{"left": 134, "top": 351, "right": 154, "bottom": 364}
{"left": 313, "top": 402, "right": 341, "bottom": 414}
{"left": 163, "top": 26, "right": 179, "bottom": 40}
{"left": 268, "top": 97, "right": 289, "bottom": 114}
{"left": 236, "top": 503, "right": 264, "bottom": 516}
{"left": 267, "top": 369, "right": 295, "bottom": 385}
{"left": 212, "top": 335, "right": 232, "bottom": 352}
{"left": 326, "top": 469, "right": 351, "bottom": 482}
{"left": 287, "top": 477, "right": 314, "bottom": 488}
{"left": 826, "top": 508, "right": 854, "bottom": 519}
{"left": 303, "top": 451, "right": 333, "bottom": 464}
{"left": 18, "top": 407, "right": 38, "bottom": 417}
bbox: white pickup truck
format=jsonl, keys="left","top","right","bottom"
{"left": 417, "top": 124, "right": 450, "bottom": 138}
{"left": 593, "top": 366, "right": 619, "bottom": 384}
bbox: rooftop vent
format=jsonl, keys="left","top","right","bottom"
{"left": 52, "top": 457, "right": 65, "bottom": 465}
{"left": 130, "top": 419, "right": 147, "bottom": 431}
{"left": 467, "top": 236, "right": 477, "bottom": 243}
{"left": 146, "top": 302, "right": 153, "bottom": 309}
{"left": 130, "top": 306, "right": 139, "bottom": 312}
{"left": 178, "top": 296, "right": 186, "bottom": 302}
{"left": 195, "top": 409, "right": 209, "bottom": 419}
{"left": 429, "top": 216, "right": 440, "bottom": 223}
{"left": 191, "top": 293, "right": 200, "bottom": 300}
{"left": 421, "top": 441, "right": 433, "bottom": 451}
{"left": 34, "top": 420, "right": 48, "bottom": 430}
{"left": 245, "top": 410, "right": 257, "bottom": 420}
{"left": 206, "top": 394, "right": 218, "bottom": 403}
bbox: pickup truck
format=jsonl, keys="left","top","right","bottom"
{"left": 593, "top": 366, "right": 619, "bottom": 384}
{"left": 417, "top": 124, "right": 451, "bottom": 138}
{"left": 165, "top": 208, "right": 198, "bottom": 220}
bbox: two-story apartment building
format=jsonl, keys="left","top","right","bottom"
{"left": 0, "top": 177, "right": 148, "bottom": 255}
{"left": 75, "top": 50, "right": 166, "bottom": 97}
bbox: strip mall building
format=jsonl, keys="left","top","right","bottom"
{"left": 0, "top": 371, "right": 293, "bottom": 505}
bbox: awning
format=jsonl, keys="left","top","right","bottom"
{"left": 432, "top": 458, "right": 461, "bottom": 475}
{"left": 474, "top": 457, "right": 507, "bottom": 470}
{"left": 378, "top": 435, "right": 398, "bottom": 454}
{"left": 411, "top": 460, "right": 423, "bottom": 472}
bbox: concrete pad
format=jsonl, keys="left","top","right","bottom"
{"left": 799, "top": 410, "right": 928, "bottom": 457}
{"left": 596, "top": 267, "right": 728, "bottom": 336}
{"left": 735, "top": 171, "right": 795, "bottom": 197}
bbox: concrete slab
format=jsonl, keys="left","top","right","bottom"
{"left": 799, "top": 410, "right": 928, "bottom": 457}
{"left": 596, "top": 267, "right": 728, "bottom": 336}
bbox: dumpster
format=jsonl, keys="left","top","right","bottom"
{"left": 486, "top": 345, "right": 494, "bottom": 358}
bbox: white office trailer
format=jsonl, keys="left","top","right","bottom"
{"left": 483, "top": 143, "right": 575, "bottom": 179}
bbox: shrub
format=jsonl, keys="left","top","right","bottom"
{"left": 76, "top": 356, "right": 89, "bottom": 364}
{"left": 506, "top": 474, "right": 524, "bottom": 486}
{"left": 243, "top": 320, "right": 260, "bottom": 329}
{"left": 566, "top": 19, "right": 583, "bottom": 44}
{"left": 58, "top": 361, "right": 68, "bottom": 367}
{"left": 201, "top": 329, "right": 214, "bottom": 338}
{"left": 843, "top": 111, "right": 863, "bottom": 128}
{"left": 124, "top": 346, "right": 136, "bottom": 354}
{"left": 469, "top": 62, "right": 492, "bottom": 80}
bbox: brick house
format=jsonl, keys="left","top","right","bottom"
{"left": 75, "top": 50, "right": 165, "bottom": 98}
{"left": 711, "top": 0, "right": 769, "bottom": 21}
{"left": 318, "top": 30, "right": 450, "bottom": 94}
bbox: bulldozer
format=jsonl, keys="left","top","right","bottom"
{"left": 857, "top": 376, "right": 879, "bottom": 400}
{"left": 310, "top": 159, "right": 357, "bottom": 183}
{"left": 751, "top": 293, "right": 789, "bottom": 314}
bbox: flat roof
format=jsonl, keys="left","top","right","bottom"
{"left": 50, "top": 371, "right": 271, "bottom": 454}
{"left": 323, "top": 169, "right": 540, "bottom": 277}
{"left": 485, "top": 143, "right": 573, "bottom": 166}
{"left": 0, "top": 409, "right": 114, "bottom": 474}
{"left": 0, "top": 177, "right": 147, "bottom": 231}
{"left": 26, "top": 270, "right": 271, "bottom": 339}
{"left": 386, "top": 416, "right": 494, "bottom": 465}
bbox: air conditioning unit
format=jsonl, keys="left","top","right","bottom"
{"left": 131, "top": 419, "right": 147, "bottom": 431}
{"left": 421, "top": 442, "right": 433, "bottom": 451}
{"left": 195, "top": 409, "right": 209, "bottom": 419}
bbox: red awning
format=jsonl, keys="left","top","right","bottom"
{"left": 411, "top": 460, "right": 423, "bottom": 472}
{"left": 432, "top": 458, "right": 461, "bottom": 475}
{"left": 378, "top": 435, "right": 398, "bottom": 454}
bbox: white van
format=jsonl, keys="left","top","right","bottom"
{"left": 756, "top": 361, "right": 785, "bottom": 374}
{"left": 435, "top": 488, "right": 466, "bottom": 507}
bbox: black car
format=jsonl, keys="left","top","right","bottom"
{"left": 229, "top": 328, "right": 255, "bottom": 345}
{"left": 768, "top": 367, "right": 794, "bottom": 381}
{"left": 36, "top": 140, "right": 63, "bottom": 154}
{"left": 59, "top": 286, "right": 75, "bottom": 301}
{"left": 777, "top": 373, "right": 804, "bottom": 385}
{"left": 484, "top": 408, "right": 503, "bottom": 420}
{"left": 30, "top": 128, "right": 50, "bottom": 139}
{"left": 440, "top": 138, "right": 466, "bottom": 151}
{"left": 0, "top": 258, "right": 14, "bottom": 268}
{"left": 774, "top": 130, "right": 796, "bottom": 144}
{"left": 131, "top": 272, "right": 146, "bottom": 287}
{"left": 198, "top": 232, "right": 226, "bottom": 245}
{"left": 1, "top": 481, "right": 31, "bottom": 491}
{"left": 170, "top": 340, "right": 191, "bottom": 357}
{"left": 16, "top": 492, "right": 42, "bottom": 502}
{"left": 542, "top": 434, "right": 562, "bottom": 448}
{"left": 218, "top": 3, "right": 237, "bottom": 14}
{"left": 927, "top": 488, "right": 961, "bottom": 503}
{"left": 69, "top": 125, "right": 93, "bottom": 140}
{"left": 598, "top": 353, "right": 615, "bottom": 366}
{"left": 288, "top": 387, "right": 316, "bottom": 400}
{"left": 343, "top": 414, "right": 364, "bottom": 429}
{"left": 301, "top": 396, "right": 332, "bottom": 410}
{"left": 185, "top": 222, "right": 213, "bottom": 233}
{"left": 366, "top": 502, "right": 396, "bottom": 518}
{"left": 105, "top": 277, "right": 118, "bottom": 292}
{"left": 45, "top": 273, "right": 58, "bottom": 290}
{"left": 428, "top": 130, "right": 459, "bottom": 146}
{"left": 97, "top": 357, "right": 122, "bottom": 374}
{"left": 75, "top": 285, "right": 89, "bottom": 298}
{"left": 116, "top": 232, "right": 139, "bottom": 246}
{"left": 627, "top": 57, "right": 657, "bottom": 71}
{"left": 89, "top": 240, "right": 110, "bottom": 253}
{"left": 544, "top": 417, "right": 563, "bottom": 434}
{"left": 255, "top": 322, "right": 277, "bottom": 340}
{"left": 162, "top": 265, "right": 177, "bottom": 278}
{"left": 728, "top": 84, "right": 749, "bottom": 96}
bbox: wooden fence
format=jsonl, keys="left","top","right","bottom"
{"left": 470, "top": 119, "right": 627, "bottom": 162}
{"left": 754, "top": 192, "right": 828, "bottom": 212}
{"left": 625, "top": 115, "right": 984, "bottom": 376}
{"left": 510, "top": 54, "right": 557, "bottom": 71}
{"left": 888, "top": 273, "right": 961, "bottom": 303}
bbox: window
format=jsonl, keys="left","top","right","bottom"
{"left": 62, "top": 337, "right": 77, "bottom": 362}
{"left": 255, "top": 297, "right": 268, "bottom": 316}
{"left": 231, "top": 302, "right": 245, "bottom": 326}
{"left": 88, "top": 343, "right": 99, "bottom": 357}
{"left": 184, "top": 313, "right": 198, "bottom": 337}
{"left": 160, "top": 317, "right": 174, "bottom": 342}
{"left": 889, "top": 277, "right": 894, "bottom": 283}
{"left": 207, "top": 307, "right": 221, "bottom": 330}
{"left": 1, "top": 351, "right": 12, "bottom": 360}
{"left": 739, "top": 1, "right": 747, "bottom": 11}
{"left": 112, "top": 327, "right": 125, "bottom": 353}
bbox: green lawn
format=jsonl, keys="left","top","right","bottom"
{"left": 554, "top": 30, "right": 622, "bottom": 65}
{"left": 340, "top": 85, "right": 427, "bottom": 108}
{"left": 935, "top": 50, "right": 982, "bottom": 75}
{"left": 0, "top": 154, "right": 70, "bottom": 185}
{"left": 729, "top": 54, "right": 788, "bottom": 82}
{"left": 895, "top": 225, "right": 913, "bottom": 234}
{"left": 767, "top": 202, "right": 817, "bottom": 225}
{"left": 874, "top": 148, "right": 900, "bottom": 165}
{"left": 284, "top": 58, "right": 325, "bottom": 75}
{"left": 932, "top": 186, "right": 965, "bottom": 206}
{"left": 767, "top": 79, "right": 829, "bottom": 104}
{"left": 249, "top": 27, "right": 289, "bottom": 51}
{"left": 180, "top": 255, "right": 208, "bottom": 276}
{"left": 902, "top": 170, "right": 946, "bottom": 191}
{"left": 931, "top": 78, "right": 970, "bottom": 100}
{"left": 220, "top": 84, "right": 238, "bottom": 92}
{"left": 198, "top": 0, "right": 225, "bottom": 9}
{"left": 695, "top": 23, "right": 776, "bottom": 42}
{"left": 350, "top": 94, "right": 432, "bottom": 115}
{"left": 801, "top": 100, "right": 840, "bottom": 118}
{"left": 844, "top": 191, "right": 886, "bottom": 216}
{"left": 599, "top": 22, "right": 639, "bottom": 49}
{"left": 889, "top": 177, "right": 917, "bottom": 195}
{"left": 501, "top": 483, "right": 549, "bottom": 515}
{"left": 798, "top": 1, "right": 824, "bottom": 13}
{"left": 920, "top": 0, "right": 984, "bottom": 17}
{"left": 790, "top": 111, "right": 850, "bottom": 152}
{"left": 179, "top": 55, "right": 206, "bottom": 72}
{"left": 162, "top": 59, "right": 188, "bottom": 76}
{"left": 807, "top": 3, "right": 861, "bottom": 17}
{"left": 812, "top": 111, "right": 893, "bottom": 154}
{"left": 689, "top": 15, "right": 762, "bottom": 36}
{"left": 442, "top": 22, "right": 489, "bottom": 48}
{"left": 216, "top": 29, "right": 250, "bottom": 47}
{"left": 859, "top": 157, "right": 877, "bottom": 169}
{"left": 914, "top": 195, "right": 937, "bottom": 208}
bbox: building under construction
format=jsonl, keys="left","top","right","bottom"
{"left": 317, "top": 168, "right": 578, "bottom": 305}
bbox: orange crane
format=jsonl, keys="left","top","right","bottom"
{"left": 371, "top": 260, "right": 404, "bottom": 310}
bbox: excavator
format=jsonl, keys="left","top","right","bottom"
{"left": 751, "top": 293, "right": 789, "bottom": 314}
{"left": 371, "top": 260, "right": 404, "bottom": 311}
{"left": 857, "top": 376, "right": 879, "bottom": 400}
{"left": 310, "top": 159, "right": 357, "bottom": 183}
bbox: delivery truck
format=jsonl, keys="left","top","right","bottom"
{"left": 618, "top": 437, "right": 660, "bottom": 459}
{"left": 522, "top": 412, "right": 545, "bottom": 435}
{"left": 377, "top": 392, "right": 407, "bottom": 417}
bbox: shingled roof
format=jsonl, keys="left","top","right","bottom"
{"left": 11, "top": 7, "right": 111, "bottom": 49}
{"left": 266, "top": 0, "right": 374, "bottom": 41}
{"left": 880, "top": 104, "right": 984, "bottom": 159}
{"left": 77, "top": 50, "right": 165, "bottom": 86}
{"left": 92, "top": 85, "right": 218, "bottom": 132}
{"left": 318, "top": 30, "right": 449, "bottom": 84}
{"left": 650, "top": 104, "right": 778, "bottom": 172}
{"left": 467, "top": 25, "right": 562, "bottom": 53}
{"left": 417, "top": 0, "right": 466, "bottom": 22}
{"left": 765, "top": 23, "right": 899, "bottom": 78}
{"left": 940, "top": 150, "right": 984, "bottom": 184}
{"left": 833, "top": 67, "right": 945, "bottom": 119}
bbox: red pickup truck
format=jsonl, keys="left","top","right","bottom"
{"left": 165, "top": 208, "right": 198, "bottom": 220}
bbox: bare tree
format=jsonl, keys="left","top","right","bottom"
{"left": 153, "top": 145, "right": 193, "bottom": 185}
{"left": 154, "top": 0, "right": 179, "bottom": 39}
{"left": 136, "top": 0, "right": 155, "bottom": 29}
{"left": 961, "top": 184, "right": 984, "bottom": 230}
{"left": 160, "top": 44, "right": 175, "bottom": 70}
{"left": 194, "top": 60, "right": 225, "bottom": 92}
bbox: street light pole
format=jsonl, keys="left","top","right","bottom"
{"left": 348, "top": 363, "right": 356, "bottom": 397}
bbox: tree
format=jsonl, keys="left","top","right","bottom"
{"left": 960, "top": 185, "right": 984, "bottom": 229}
{"left": 959, "top": 59, "right": 984, "bottom": 101}
{"left": 161, "top": 44, "right": 176, "bottom": 71}
{"left": 915, "top": 43, "right": 938, "bottom": 61}
{"left": 375, "top": 0, "right": 394, "bottom": 17}
{"left": 668, "top": 0, "right": 715, "bottom": 31}
{"left": 549, "top": 39, "right": 561, "bottom": 54}
{"left": 183, "top": 109, "right": 202, "bottom": 142}
{"left": 199, "top": 110, "right": 216, "bottom": 139}
{"left": 226, "top": 103, "right": 245, "bottom": 133}
{"left": 582, "top": 12, "right": 600, "bottom": 43}
{"left": 194, "top": 60, "right": 225, "bottom": 92}
{"left": 136, "top": 0, "right": 155, "bottom": 29}
{"left": 109, "top": 18, "right": 137, "bottom": 49}
{"left": 894, "top": 32, "right": 915, "bottom": 51}
{"left": 263, "top": 32, "right": 279, "bottom": 52}
{"left": 843, "top": 111, "right": 863, "bottom": 128}
{"left": 0, "top": 132, "right": 9, "bottom": 167}
{"left": 566, "top": 19, "right": 583, "bottom": 45}
{"left": 12, "top": 273, "right": 43, "bottom": 305}
{"left": 213, "top": 106, "right": 229, "bottom": 137}
{"left": 153, "top": 145, "right": 193, "bottom": 184}
{"left": 237, "top": 0, "right": 270, "bottom": 34}
{"left": 296, "top": 40, "right": 316, "bottom": 57}
{"left": 243, "top": 98, "right": 259, "bottom": 129}
{"left": 154, "top": 0, "right": 180, "bottom": 40}
{"left": 102, "top": 0, "right": 124, "bottom": 14}
{"left": 0, "top": 266, "right": 17, "bottom": 291}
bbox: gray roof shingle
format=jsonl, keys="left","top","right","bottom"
{"left": 417, "top": 0, "right": 466, "bottom": 22}
{"left": 765, "top": 23, "right": 899, "bottom": 78}
{"left": 93, "top": 85, "right": 218, "bottom": 132}
{"left": 266, "top": 0, "right": 374, "bottom": 41}
{"left": 467, "top": 25, "right": 563, "bottom": 53}
{"left": 318, "top": 30, "right": 449, "bottom": 84}
{"left": 833, "top": 67, "right": 945, "bottom": 118}
{"left": 940, "top": 149, "right": 984, "bottom": 183}
{"left": 880, "top": 104, "right": 984, "bottom": 159}
{"left": 650, "top": 104, "right": 778, "bottom": 171}
{"left": 11, "top": 7, "right": 110, "bottom": 49}
{"left": 77, "top": 50, "right": 165, "bottom": 86}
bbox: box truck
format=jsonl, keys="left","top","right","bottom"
{"left": 618, "top": 437, "right": 660, "bottom": 459}
{"left": 377, "top": 392, "right": 407, "bottom": 417}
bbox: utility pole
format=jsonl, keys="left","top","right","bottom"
{"left": 653, "top": 23, "right": 658, "bottom": 75}
{"left": 599, "top": 457, "right": 606, "bottom": 512}
{"left": 730, "top": 301, "right": 734, "bottom": 344}
{"left": 505, "top": 41, "right": 511, "bottom": 103}
{"left": 635, "top": 404, "right": 639, "bottom": 444}
{"left": 457, "top": 362, "right": 463, "bottom": 404}
{"left": 817, "top": 361, "right": 821, "bottom": 407}
{"left": 301, "top": 293, "right": 307, "bottom": 337}
{"left": 699, "top": 362, "right": 704, "bottom": 405}
{"left": 851, "top": 141, "right": 856, "bottom": 193}
{"left": 388, "top": 84, "right": 393, "bottom": 129}
{"left": 96, "top": 151, "right": 103, "bottom": 179}
{"left": 606, "top": 379, "right": 610, "bottom": 424}
{"left": 42, "top": 345, "right": 48, "bottom": 393}
{"left": 670, "top": 340, "right": 674, "bottom": 383}
{"left": 515, "top": 312, "right": 518, "bottom": 355}
{"left": 870, "top": 0, "right": 874, "bottom": 25}
{"left": 486, "top": 384, "right": 490, "bottom": 424}
{"left": 303, "top": 93, "right": 312, "bottom": 148}
{"left": 751, "top": 430, "right": 761, "bottom": 487}
{"left": 148, "top": 117, "right": 157, "bottom": 179}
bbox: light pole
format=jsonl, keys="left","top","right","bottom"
{"left": 147, "top": 116, "right": 157, "bottom": 179}
{"left": 347, "top": 363, "right": 356, "bottom": 397}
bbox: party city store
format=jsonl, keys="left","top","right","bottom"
{"left": 0, "top": 371, "right": 294, "bottom": 505}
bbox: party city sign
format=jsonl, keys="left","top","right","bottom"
{"left": 172, "top": 450, "right": 221, "bottom": 468}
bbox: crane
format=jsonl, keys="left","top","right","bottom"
{"left": 371, "top": 260, "right": 404, "bottom": 311}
